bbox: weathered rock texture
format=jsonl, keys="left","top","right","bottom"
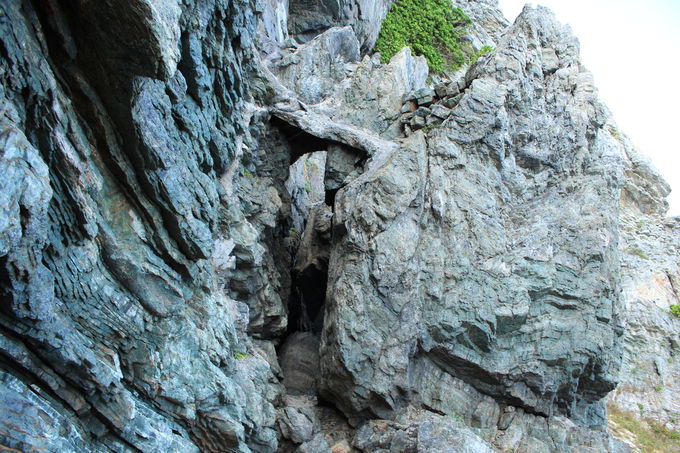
{"left": 608, "top": 144, "right": 680, "bottom": 431}
{"left": 288, "top": 0, "right": 394, "bottom": 51}
{"left": 0, "top": 0, "right": 676, "bottom": 452}
{"left": 314, "top": 5, "right": 632, "bottom": 451}
{"left": 0, "top": 0, "right": 280, "bottom": 451}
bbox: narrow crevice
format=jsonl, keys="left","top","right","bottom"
{"left": 271, "top": 148, "right": 328, "bottom": 399}
{"left": 287, "top": 261, "right": 328, "bottom": 335}
{"left": 273, "top": 120, "right": 367, "bottom": 340}
{"left": 324, "top": 188, "right": 339, "bottom": 208}
{"left": 270, "top": 119, "right": 372, "bottom": 449}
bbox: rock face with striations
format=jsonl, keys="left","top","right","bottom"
{"left": 608, "top": 143, "right": 680, "bottom": 432}
{"left": 317, "top": 5, "right": 630, "bottom": 451}
{"left": 0, "top": 0, "right": 280, "bottom": 451}
{"left": 0, "top": 0, "right": 676, "bottom": 452}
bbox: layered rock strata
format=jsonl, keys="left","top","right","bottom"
{"left": 0, "top": 0, "right": 676, "bottom": 452}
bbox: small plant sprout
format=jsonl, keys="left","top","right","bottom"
{"left": 670, "top": 304, "right": 680, "bottom": 319}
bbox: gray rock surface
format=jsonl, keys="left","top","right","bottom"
{"left": 0, "top": 0, "right": 677, "bottom": 451}
{"left": 0, "top": 0, "right": 280, "bottom": 451}
{"left": 333, "top": 48, "right": 429, "bottom": 138}
{"left": 279, "top": 332, "right": 322, "bottom": 395}
{"left": 286, "top": 152, "right": 327, "bottom": 241}
{"left": 288, "top": 0, "right": 394, "bottom": 51}
{"left": 353, "top": 409, "right": 495, "bottom": 453}
{"left": 410, "top": 357, "right": 631, "bottom": 452}
{"left": 453, "top": 0, "right": 509, "bottom": 50}
{"left": 608, "top": 141, "right": 680, "bottom": 431}
{"left": 275, "top": 26, "right": 361, "bottom": 105}
{"left": 279, "top": 405, "right": 320, "bottom": 444}
{"left": 321, "top": 5, "right": 625, "bottom": 430}
{"left": 259, "top": 0, "right": 290, "bottom": 45}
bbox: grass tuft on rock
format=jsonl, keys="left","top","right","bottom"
{"left": 608, "top": 404, "right": 680, "bottom": 452}
{"left": 375, "top": 0, "right": 472, "bottom": 72}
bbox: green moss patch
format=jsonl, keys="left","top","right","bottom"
{"left": 625, "top": 246, "right": 649, "bottom": 260}
{"left": 375, "top": 0, "right": 473, "bottom": 72}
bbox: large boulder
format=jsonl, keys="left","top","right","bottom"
{"left": 320, "top": 6, "right": 626, "bottom": 430}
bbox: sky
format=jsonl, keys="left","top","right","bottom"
{"left": 497, "top": 0, "right": 680, "bottom": 216}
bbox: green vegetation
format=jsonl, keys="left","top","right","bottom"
{"left": 608, "top": 404, "right": 680, "bottom": 453}
{"left": 375, "top": 0, "right": 474, "bottom": 72}
{"left": 242, "top": 169, "right": 253, "bottom": 178}
{"left": 654, "top": 385, "right": 664, "bottom": 392}
{"left": 304, "top": 182, "right": 312, "bottom": 194}
{"left": 422, "top": 123, "right": 442, "bottom": 133}
{"left": 448, "top": 412, "right": 464, "bottom": 423}
{"left": 470, "top": 45, "right": 494, "bottom": 65}
{"left": 625, "top": 247, "right": 649, "bottom": 260}
{"left": 670, "top": 304, "right": 680, "bottom": 318}
{"left": 233, "top": 352, "right": 248, "bottom": 359}
{"left": 288, "top": 227, "right": 301, "bottom": 241}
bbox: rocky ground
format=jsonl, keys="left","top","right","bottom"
{"left": 0, "top": 0, "right": 677, "bottom": 452}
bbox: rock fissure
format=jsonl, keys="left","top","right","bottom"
{"left": 1, "top": 0, "right": 678, "bottom": 452}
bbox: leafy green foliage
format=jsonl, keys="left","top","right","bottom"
{"left": 233, "top": 352, "right": 248, "bottom": 359}
{"left": 470, "top": 45, "right": 494, "bottom": 65}
{"left": 422, "top": 123, "right": 442, "bottom": 133}
{"left": 288, "top": 227, "right": 301, "bottom": 241}
{"left": 375, "top": 0, "right": 472, "bottom": 72}
{"left": 670, "top": 304, "right": 680, "bottom": 319}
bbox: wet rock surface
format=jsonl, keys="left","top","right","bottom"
{"left": 0, "top": 0, "right": 676, "bottom": 452}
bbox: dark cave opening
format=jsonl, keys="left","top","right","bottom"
{"left": 271, "top": 116, "right": 333, "bottom": 165}
{"left": 271, "top": 116, "right": 365, "bottom": 362}
{"left": 324, "top": 187, "right": 339, "bottom": 208}
{"left": 270, "top": 117, "right": 359, "bottom": 340}
{"left": 287, "top": 258, "right": 328, "bottom": 335}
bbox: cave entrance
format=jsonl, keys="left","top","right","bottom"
{"left": 273, "top": 118, "right": 366, "bottom": 338}
{"left": 272, "top": 118, "right": 366, "bottom": 404}
{"left": 289, "top": 262, "right": 328, "bottom": 334}
{"left": 283, "top": 150, "right": 332, "bottom": 336}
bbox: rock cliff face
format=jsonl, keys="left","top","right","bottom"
{"left": 0, "top": 0, "right": 676, "bottom": 452}
{"left": 609, "top": 145, "right": 680, "bottom": 433}
{"left": 1, "top": 0, "right": 278, "bottom": 451}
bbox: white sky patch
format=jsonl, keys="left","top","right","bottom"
{"left": 498, "top": 0, "right": 680, "bottom": 215}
